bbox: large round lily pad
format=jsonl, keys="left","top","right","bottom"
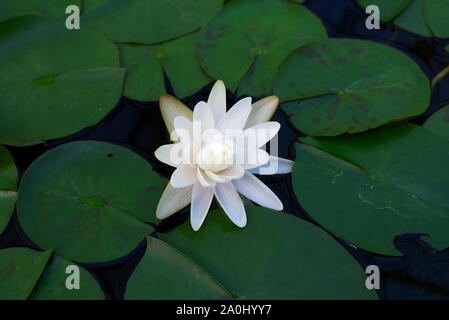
{"left": 275, "top": 38, "right": 430, "bottom": 136}
{"left": 394, "top": 0, "right": 449, "bottom": 37}
{"left": 197, "top": 0, "right": 327, "bottom": 97}
{"left": 0, "top": 16, "right": 125, "bottom": 146}
{"left": 125, "top": 237, "right": 231, "bottom": 300}
{"left": 30, "top": 255, "right": 105, "bottom": 300}
{"left": 83, "top": 0, "right": 224, "bottom": 44}
{"left": 119, "top": 32, "right": 211, "bottom": 101}
{"left": 0, "top": 0, "right": 80, "bottom": 22}
{"left": 424, "top": 105, "right": 449, "bottom": 141}
{"left": 0, "top": 247, "right": 51, "bottom": 300}
{"left": 0, "top": 145, "right": 17, "bottom": 231}
{"left": 161, "top": 206, "right": 376, "bottom": 299}
{"left": 294, "top": 123, "right": 449, "bottom": 255}
{"left": 17, "top": 141, "right": 164, "bottom": 263}
{"left": 356, "top": 0, "right": 411, "bottom": 21}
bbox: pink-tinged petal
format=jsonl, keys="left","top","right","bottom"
{"left": 249, "top": 156, "right": 294, "bottom": 175}
{"left": 207, "top": 80, "right": 226, "bottom": 124}
{"left": 214, "top": 183, "right": 246, "bottom": 228}
{"left": 170, "top": 165, "right": 198, "bottom": 188}
{"left": 155, "top": 143, "right": 183, "bottom": 167}
{"left": 160, "top": 95, "right": 193, "bottom": 141}
{"left": 217, "top": 97, "right": 252, "bottom": 132}
{"left": 193, "top": 101, "right": 215, "bottom": 134}
{"left": 246, "top": 96, "right": 279, "bottom": 128}
{"left": 197, "top": 168, "right": 216, "bottom": 187}
{"left": 173, "top": 116, "right": 193, "bottom": 144}
{"left": 191, "top": 182, "right": 214, "bottom": 231}
{"left": 156, "top": 184, "right": 192, "bottom": 220}
{"left": 232, "top": 172, "right": 283, "bottom": 210}
{"left": 243, "top": 121, "right": 280, "bottom": 148}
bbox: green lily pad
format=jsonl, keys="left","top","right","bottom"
{"left": 0, "top": 16, "right": 125, "bottom": 146}
{"left": 82, "top": 0, "right": 110, "bottom": 13}
{"left": 274, "top": 38, "right": 430, "bottom": 136}
{"left": 0, "top": 0, "right": 81, "bottom": 22}
{"left": 294, "top": 123, "right": 449, "bottom": 255}
{"left": 356, "top": 0, "right": 411, "bottom": 21}
{"left": 197, "top": 0, "right": 327, "bottom": 97}
{"left": 423, "top": 0, "right": 449, "bottom": 38}
{"left": 125, "top": 237, "right": 231, "bottom": 300}
{"left": 0, "top": 247, "right": 51, "bottom": 300}
{"left": 119, "top": 32, "right": 211, "bottom": 101}
{"left": 0, "top": 145, "right": 17, "bottom": 231}
{"left": 83, "top": 0, "right": 224, "bottom": 44}
{"left": 17, "top": 141, "right": 163, "bottom": 263}
{"left": 30, "top": 255, "right": 105, "bottom": 300}
{"left": 424, "top": 105, "right": 449, "bottom": 141}
{"left": 394, "top": 0, "right": 449, "bottom": 37}
{"left": 161, "top": 207, "right": 376, "bottom": 299}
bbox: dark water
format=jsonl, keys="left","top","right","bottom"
{"left": 2, "top": 0, "right": 449, "bottom": 300}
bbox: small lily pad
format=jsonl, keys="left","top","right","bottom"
{"left": 17, "top": 141, "right": 163, "bottom": 263}
{"left": 356, "top": 0, "right": 411, "bottom": 21}
{"left": 294, "top": 123, "right": 449, "bottom": 255}
{"left": 0, "top": 16, "right": 125, "bottom": 146}
{"left": 0, "top": 145, "right": 17, "bottom": 231}
{"left": 197, "top": 0, "right": 327, "bottom": 97}
{"left": 30, "top": 255, "right": 105, "bottom": 300}
{"left": 161, "top": 206, "right": 376, "bottom": 299}
{"left": 0, "top": 247, "right": 51, "bottom": 300}
{"left": 274, "top": 38, "right": 430, "bottom": 136}
{"left": 0, "top": 0, "right": 80, "bottom": 22}
{"left": 394, "top": 0, "right": 449, "bottom": 37}
{"left": 83, "top": 0, "right": 224, "bottom": 44}
{"left": 125, "top": 237, "right": 231, "bottom": 300}
{"left": 424, "top": 105, "right": 449, "bottom": 141}
{"left": 82, "top": 0, "right": 110, "bottom": 13}
{"left": 119, "top": 32, "right": 211, "bottom": 101}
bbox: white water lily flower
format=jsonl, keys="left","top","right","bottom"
{"left": 155, "top": 80, "right": 294, "bottom": 231}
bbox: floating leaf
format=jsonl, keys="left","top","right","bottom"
{"left": 423, "top": 0, "right": 449, "bottom": 38}
{"left": 0, "top": 145, "right": 17, "bottom": 231}
{"left": 356, "top": 0, "right": 411, "bottom": 21}
{"left": 30, "top": 255, "right": 105, "bottom": 300}
{"left": 125, "top": 237, "right": 231, "bottom": 299}
{"left": 294, "top": 123, "right": 449, "bottom": 255}
{"left": 0, "top": 16, "right": 125, "bottom": 146}
{"left": 83, "top": 0, "right": 224, "bottom": 44}
{"left": 197, "top": 0, "right": 327, "bottom": 97}
{"left": 82, "top": 0, "right": 110, "bottom": 13}
{"left": 0, "top": 0, "right": 81, "bottom": 22}
{"left": 394, "top": 0, "right": 449, "bottom": 37}
{"left": 161, "top": 207, "right": 376, "bottom": 299}
{"left": 17, "top": 141, "right": 161, "bottom": 263}
{"left": 274, "top": 38, "right": 430, "bottom": 136}
{"left": 424, "top": 105, "right": 449, "bottom": 142}
{"left": 119, "top": 33, "right": 211, "bottom": 101}
{"left": 0, "top": 247, "right": 51, "bottom": 300}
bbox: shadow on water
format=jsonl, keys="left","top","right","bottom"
{"left": 2, "top": 0, "right": 449, "bottom": 300}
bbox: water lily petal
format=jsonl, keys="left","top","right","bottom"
{"left": 249, "top": 156, "right": 294, "bottom": 175}
{"left": 160, "top": 95, "right": 193, "bottom": 141}
{"left": 207, "top": 80, "right": 226, "bottom": 124}
{"left": 214, "top": 183, "right": 247, "bottom": 228}
{"left": 191, "top": 182, "right": 214, "bottom": 231}
{"left": 197, "top": 168, "right": 216, "bottom": 187}
{"left": 217, "top": 97, "right": 252, "bottom": 131}
{"left": 171, "top": 165, "right": 198, "bottom": 188}
{"left": 156, "top": 183, "right": 192, "bottom": 220}
{"left": 205, "top": 170, "right": 228, "bottom": 183}
{"left": 232, "top": 172, "right": 283, "bottom": 211}
{"left": 243, "top": 121, "right": 280, "bottom": 148}
{"left": 246, "top": 96, "right": 279, "bottom": 128}
{"left": 173, "top": 116, "right": 193, "bottom": 144}
{"left": 155, "top": 143, "right": 183, "bottom": 167}
{"left": 193, "top": 101, "right": 215, "bottom": 133}
{"left": 236, "top": 146, "right": 270, "bottom": 170}
{"left": 216, "top": 164, "right": 245, "bottom": 180}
